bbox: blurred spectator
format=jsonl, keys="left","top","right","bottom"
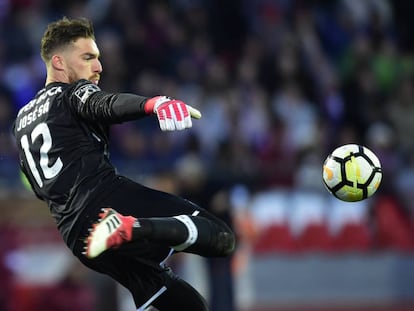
{"left": 395, "top": 152, "right": 414, "bottom": 218}
{"left": 175, "top": 148, "right": 236, "bottom": 311}
{"left": 388, "top": 74, "right": 414, "bottom": 154}
{"left": 271, "top": 80, "right": 319, "bottom": 152}
{"left": 255, "top": 116, "right": 296, "bottom": 188}
{"left": 0, "top": 84, "right": 19, "bottom": 190}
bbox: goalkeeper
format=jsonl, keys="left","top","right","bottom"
{"left": 13, "top": 17, "right": 235, "bottom": 310}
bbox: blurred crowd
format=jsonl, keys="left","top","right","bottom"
{"left": 2, "top": 0, "right": 414, "bottom": 310}
{"left": 0, "top": 0, "right": 412, "bottom": 192}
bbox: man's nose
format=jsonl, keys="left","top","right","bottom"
{"left": 94, "top": 59, "right": 102, "bottom": 73}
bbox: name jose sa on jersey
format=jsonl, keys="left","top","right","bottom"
{"left": 15, "top": 86, "right": 62, "bottom": 132}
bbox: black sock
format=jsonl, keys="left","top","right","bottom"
{"left": 130, "top": 215, "right": 235, "bottom": 257}
{"left": 132, "top": 217, "right": 188, "bottom": 245}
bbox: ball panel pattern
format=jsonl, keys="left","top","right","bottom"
{"left": 322, "top": 144, "right": 382, "bottom": 202}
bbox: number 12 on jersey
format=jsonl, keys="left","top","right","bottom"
{"left": 20, "top": 122, "right": 63, "bottom": 187}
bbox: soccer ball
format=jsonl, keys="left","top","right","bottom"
{"left": 322, "top": 144, "right": 382, "bottom": 202}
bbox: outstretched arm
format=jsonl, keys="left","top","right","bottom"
{"left": 70, "top": 80, "right": 201, "bottom": 129}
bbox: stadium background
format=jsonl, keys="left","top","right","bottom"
{"left": 1, "top": 0, "right": 414, "bottom": 310}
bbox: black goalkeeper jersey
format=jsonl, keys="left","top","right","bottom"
{"left": 13, "top": 79, "right": 149, "bottom": 248}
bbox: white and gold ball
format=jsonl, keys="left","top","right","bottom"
{"left": 322, "top": 144, "right": 382, "bottom": 202}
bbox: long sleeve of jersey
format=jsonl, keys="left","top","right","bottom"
{"left": 69, "top": 80, "right": 150, "bottom": 124}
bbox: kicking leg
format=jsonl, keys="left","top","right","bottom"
{"left": 85, "top": 207, "right": 235, "bottom": 259}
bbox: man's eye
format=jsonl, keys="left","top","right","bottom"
{"left": 84, "top": 55, "right": 96, "bottom": 60}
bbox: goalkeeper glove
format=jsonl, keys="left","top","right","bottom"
{"left": 145, "top": 96, "right": 201, "bottom": 131}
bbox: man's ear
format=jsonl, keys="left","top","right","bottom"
{"left": 51, "top": 55, "right": 64, "bottom": 71}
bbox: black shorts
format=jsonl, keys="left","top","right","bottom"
{"left": 72, "top": 176, "right": 210, "bottom": 309}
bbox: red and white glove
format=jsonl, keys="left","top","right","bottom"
{"left": 145, "top": 96, "right": 201, "bottom": 131}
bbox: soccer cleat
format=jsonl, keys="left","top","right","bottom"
{"left": 85, "top": 208, "right": 135, "bottom": 258}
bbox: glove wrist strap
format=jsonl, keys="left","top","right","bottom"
{"left": 144, "top": 96, "right": 171, "bottom": 114}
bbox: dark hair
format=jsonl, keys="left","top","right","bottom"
{"left": 40, "top": 17, "right": 95, "bottom": 62}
